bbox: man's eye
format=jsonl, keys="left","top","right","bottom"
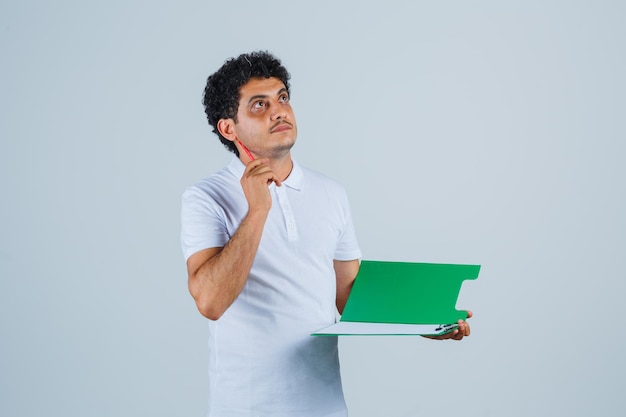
{"left": 253, "top": 101, "right": 266, "bottom": 109}
{"left": 279, "top": 95, "right": 289, "bottom": 103}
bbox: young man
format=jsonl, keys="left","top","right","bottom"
{"left": 181, "top": 51, "right": 470, "bottom": 417}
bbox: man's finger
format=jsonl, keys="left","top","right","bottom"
{"left": 245, "top": 161, "right": 282, "bottom": 187}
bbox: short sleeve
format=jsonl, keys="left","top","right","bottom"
{"left": 180, "top": 185, "right": 230, "bottom": 261}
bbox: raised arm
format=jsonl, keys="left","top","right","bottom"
{"left": 187, "top": 158, "right": 282, "bottom": 320}
{"left": 187, "top": 210, "right": 267, "bottom": 320}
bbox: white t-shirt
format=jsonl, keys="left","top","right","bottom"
{"left": 181, "top": 157, "right": 362, "bottom": 417}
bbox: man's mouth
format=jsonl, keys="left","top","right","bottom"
{"left": 270, "top": 122, "right": 292, "bottom": 133}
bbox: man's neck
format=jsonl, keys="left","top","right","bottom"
{"left": 238, "top": 152, "right": 294, "bottom": 182}
{"left": 267, "top": 153, "right": 294, "bottom": 182}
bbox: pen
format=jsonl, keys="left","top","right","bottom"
{"left": 237, "top": 139, "right": 255, "bottom": 161}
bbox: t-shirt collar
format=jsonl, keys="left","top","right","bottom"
{"left": 227, "top": 156, "right": 303, "bottom": 191}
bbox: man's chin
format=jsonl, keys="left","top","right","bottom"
{"left": 270, "top": 142, "right": 295, "bottom": 158}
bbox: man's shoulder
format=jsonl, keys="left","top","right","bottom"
{"left": 183, "top": 164, "right": 239, "bottom": 200}
{"left": 300, "top": 164, "right": 346, "bottom": 191}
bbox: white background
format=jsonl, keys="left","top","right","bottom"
{"left": 1, "top": 1, "right": 624, "bottom": 416}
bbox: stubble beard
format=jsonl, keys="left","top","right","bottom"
{"left": 268, "top": 141, "right": 295, "bottom": 159}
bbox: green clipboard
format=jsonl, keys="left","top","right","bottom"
{"left": 312, "top": 260, "right": 480, "bottom": 336}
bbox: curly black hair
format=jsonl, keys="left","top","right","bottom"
{"left": 202, "top": 51, "right": 291, "bottom": 155}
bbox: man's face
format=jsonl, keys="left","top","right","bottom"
{"left": 230, "top": 77, "right": 297, "bottom": 159}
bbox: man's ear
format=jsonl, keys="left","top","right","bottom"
{"left": 217, "top": 118, "right": 236, "bottom": 142}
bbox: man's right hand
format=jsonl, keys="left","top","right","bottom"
{"left": 240, "top": 158, "right": 281, "bottom": 214}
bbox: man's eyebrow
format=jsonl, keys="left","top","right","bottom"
{"left": 247, "top": 94, "right": 268, "bottom": 105}
{"left": 246, "top": 88, "right": 289, "bottom": 105}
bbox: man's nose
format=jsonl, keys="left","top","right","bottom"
{"left": 270, "top": 107, "right": 287, "bottom": 120}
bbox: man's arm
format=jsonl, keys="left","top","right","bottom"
{"left": 334, "top": 259, "right": 360, "bottom": 314}
{"left": 187, "top": 158, "right": 281, "bottom": 320}
{"left": 187, "top": 209, "right": 268, "bottom": 320}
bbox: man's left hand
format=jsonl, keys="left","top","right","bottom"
{"left": 423, "top": 310, "right": 472, "bottom": 341}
